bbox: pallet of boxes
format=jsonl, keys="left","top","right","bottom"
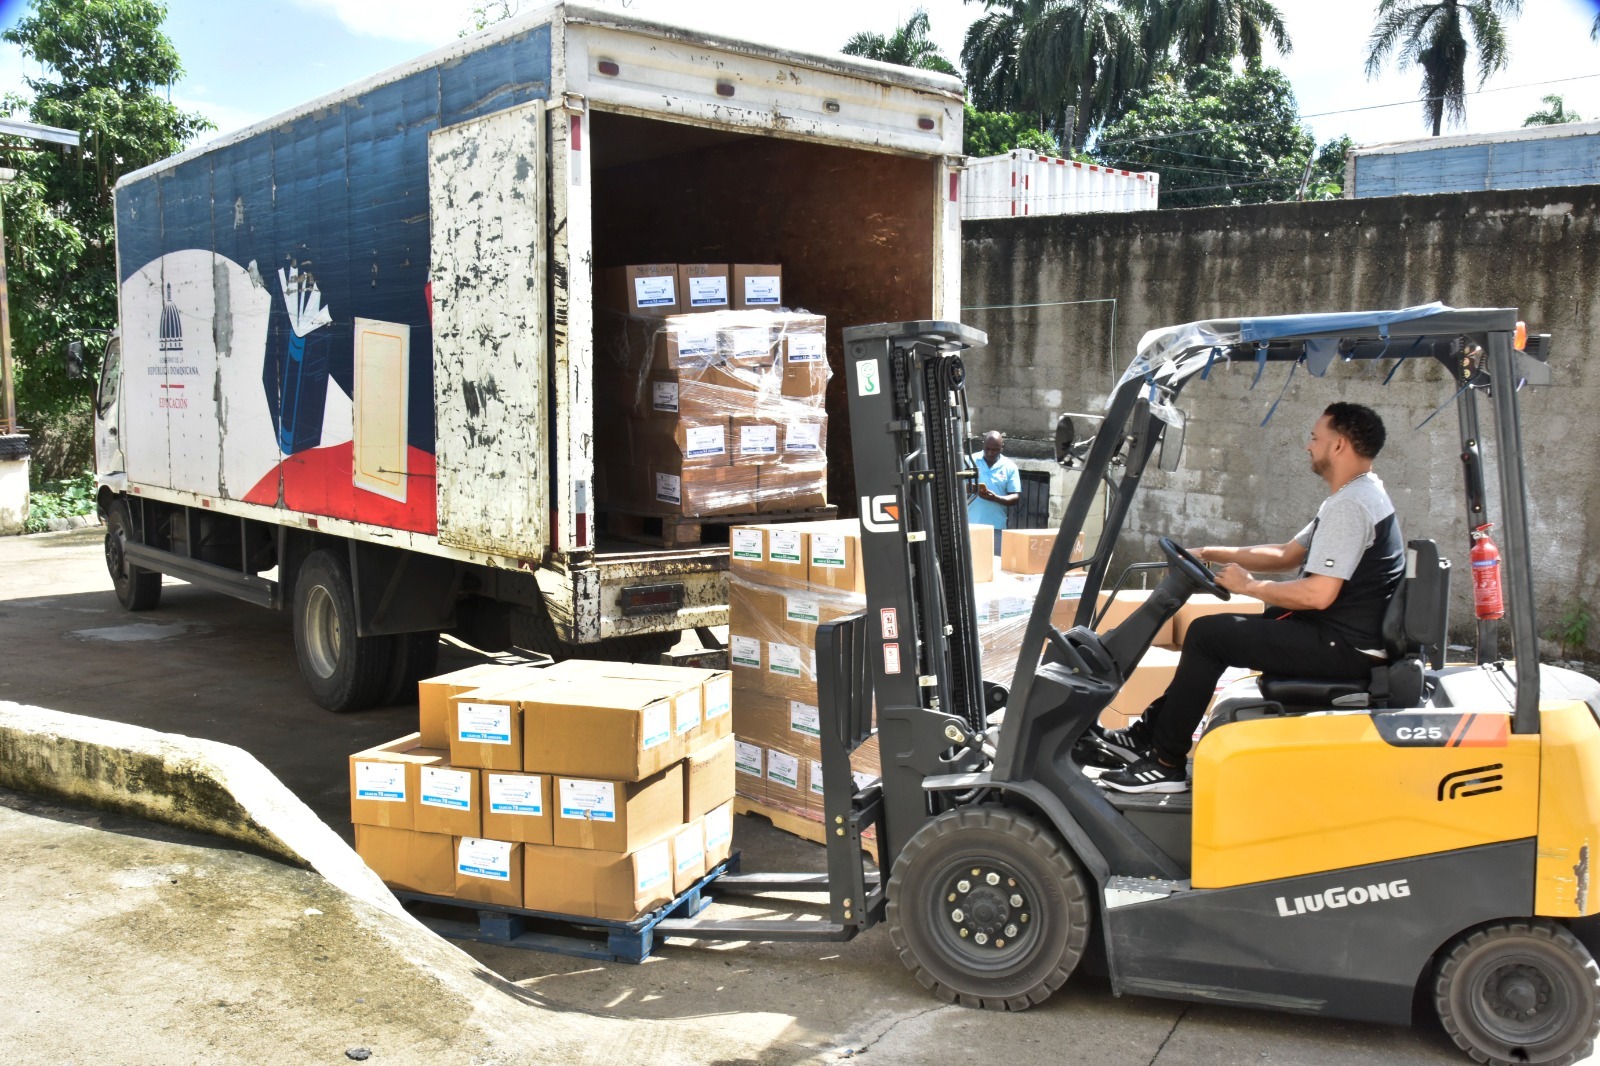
{"left": 349, "top": 659, "right": 737, "bottom": 938}
{"left": 593, "top": 263, "right": 833, "bottom": 542}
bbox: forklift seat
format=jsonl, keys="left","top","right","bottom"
{"left": 1255, "top": 540, "right": 1450, "bottom": 711}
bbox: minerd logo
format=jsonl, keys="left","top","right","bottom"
{"left": 1275, "top": 879, "right": 1410, "bottom": 917}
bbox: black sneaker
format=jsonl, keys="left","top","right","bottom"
{"left": 1096, "top": 719, "right": 1153, "bottom": 765}
{"left": 1099, "top": 755, "right": 1188, "bottom": 794}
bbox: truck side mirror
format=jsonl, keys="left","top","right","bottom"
{"left": 1157, "top": 408, "right": 1187, "bottom": 473}
{"left": 65, "top": 340, "right": 84, "bottom": 380}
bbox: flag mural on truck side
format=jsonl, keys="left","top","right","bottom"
{"left": 112, "top": 24, "right": 555, "bottom": 536}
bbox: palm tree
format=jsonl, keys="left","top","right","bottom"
{"left": 1364, "top": 0, "right": 1523, "bottom": 137}
{"left": 1153, "top": 0, "right": 1292, "bottom": 68}
{"left": 842, "top": 9, "right": 958, "bottom": 75}
{"left": 1523, "top": 94, "right": 1580, "bottom": 127}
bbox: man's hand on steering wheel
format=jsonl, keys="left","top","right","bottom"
{"left": 1157, "top": 537, "right": 1232, "bottom": 600}
{"left": 1213, "top": 562, "right": 1253, "bottom": 595}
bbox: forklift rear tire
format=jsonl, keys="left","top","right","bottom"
{"left": 105, "top": 501, "right": 162, "bottom": 611}
{"left": 1435, "top": 920, "right": 1600, "bottom": 1066}
{"left": 886, "top": 805, "right": 1090, "bottom": 1011}
{"left": 293, "top": 549, "right": 393, "bottom": 713}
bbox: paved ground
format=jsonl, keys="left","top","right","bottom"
{"left": 0, "top": 527, "right": 1490, "bottom": 1064}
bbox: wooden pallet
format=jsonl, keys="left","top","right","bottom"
{"left": 605, "top": 504, "right": 839, "bottom": 549}
{"left": 734, "top": 796, "right": 878, "bottom": 865}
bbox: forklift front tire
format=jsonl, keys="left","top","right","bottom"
{"left": 886, "top": 805, "right": 1090, "bottom": 1011}
{"left": 1435, "top": 919, "right": 1600, "bottom": 1066}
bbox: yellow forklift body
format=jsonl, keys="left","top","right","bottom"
{"left": 1192, "top": 709, "right": 1538, "bottom": 889}
{"left": 1537, "top": 700, "right": 1600, "bottom": 918}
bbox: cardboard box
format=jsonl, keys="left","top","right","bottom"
{"left": 723, "top": 322, "right": 779, "bottom": 368}
{"left": 678, "top": 263, "right": 730, "bottom": 311}
{"left": 729, "top": 524, "right": 808, "bottom": 581}
{"left": 781, "top": 333, "right": 828, "bottom": 401}
{"left": 1107, "top": 645, "right": 1183, "bottom": 718}
{"left": 703, "top": 800, "right": 734, "bottom": 866}
{"left": 1001, "top": 529, "right": 1087, "bottom": 575}
{"left": 763, "top": 744, "right": 809, "bottom": 814}
{"left": 733, "top": 739, "right": 767, "bottom": 805}
{"left": 671, "top": 819, "right": 707, "bottom": 894}
{"left": 553, "top": 762, "right": 685, "bottom": 852}
{"left": 645, "top": 364, "right": 763, "bottom": 420}
{"left": 481, "top": 771, "right": 554, "bottom": 846}
{"left": 414, "top": 761, "right": 481, "bottom": 838}
{"left": 349, "top": 734, "right": 436, "bottom": 830}
{"left": 542, "top": 660, "right": 731, "bottom": 746}
{"left": 732, "top": 416, "right": 782, "bottom": 465}
{"left": 1095, "top": 590, "right": 1177, "bottom": 647}
{"left": 354, "top": 825, "right": 455, "bottom": 896}
{"left": 757, "top": 465, "right": 829, "bottom": 513}
{"left": 418, "top": 665, "right": 516, "bottom": 750}
{"left": 607, "top": 461, "right": 759, "bottom": 517}
{"left": 1172, "top": 593, "right": 1267, "bottom": 645}
{"left": 806, "top": 520, "right": 864, "bottom": 594}
{"left": 454, "top": 837, "right": 524, "bottom": 908}
{"left": 448, "top": 690, "right": 524, "bottom": 772}
{"left": 779, "top": 417, "right": 827, "bottom": 460}
{"left": 970, "top": 525, "right": 995, "bottom": 583}
{"left": 600, "top": 264, "right": 680, "bottom": 316}
{"left": 522, "top": 677, "right": 686, "bottom": 780}
{"left": 684, "top": 735, "right": 736, "bottom": 820}
{"left": 522, "top": 839, "right": 675, "bottom": 921}
{"left": 733, "top": 264, "right": 783, "bottom": 309}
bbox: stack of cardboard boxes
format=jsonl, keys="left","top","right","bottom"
{"left": 594, "top": 263, "right": 829, "bottom": 518}
{"left": 351, "top": 660, "right": 737, "bottom": 922}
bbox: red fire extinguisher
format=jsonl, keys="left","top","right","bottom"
{"left": 1471, "top": 523, "right": 1504, "bottom": 620}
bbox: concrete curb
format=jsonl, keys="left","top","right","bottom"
{"left": 0, "top": 701, "right": 405, "bottom": 919}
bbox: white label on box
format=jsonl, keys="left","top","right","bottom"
{"left": 853, "top": 769, "right": 878, "bottom": 791}
{"left": 559, "top": 778, "right": 618, "bottom": 822}
{"left": 997, "top": 595, "right": 1031, "bottom": 621}
{"left": 705, "top": 675, "right": 732, "bottom": 719}
{"left": 740, "top": 424, "right": 778, "bottom": 456}
{"left": 655, "top": 472, "right": 681, "bottom": 505}
{"left": 705, "top": 805, "right": 733, "bottom": 851}
{"left": 420, "top": 766, "right": 473, "bottom": 811}
{"left": 810, "top": 759, "right": 825, "bottom": 796}
{"left": 731, "top": 528, "right": 763, "bottom": 561}
{"left": 457, "top": 837, "right": 512, "bottom": 882}
{"left": 651, "top": 380, "right": 679, "bottom": 413}
{"left": 768, "top": 642, "right": 803, "bottom": 678}
{"left": 790, "top": 699, "right": 821, "bottom": 738}
{"left": 729, "top": 327, "right": 770, "bottom": 359}
{"left": 784, "top": 422, "right": 822, "bottom": 453}
{"left": 767, "top": 749, "right": 800, "bottom": 789}
{"left": 675, "top": 826, "right": 705, "bottom": 873}
{"left": 642, "top": 702, "right": 672, "bottom": 749}
{"left": 744, "top": 275, "right": 781, "bottom": 305}
{"left": 787, "top": 334, "right": 826, "bottom": 364}
{"left": 731, "top": 634, "right": 761, "bottom": 669}
{"left": 636, "top": 841, "right": 672, "bottom": 892}
{"left": 676, "top": 327, "right": 717, "bottom": 359}
{"left": 684, "top": 424, "right": 726, "bottom": 459}
{"left": 769, "top": 529, "right": 802, "bottom": 564}
{"left": 354, "top": 761, "right": 406, "bottom": 803}
{"left": 811, "top": 533, "right": 847, "bottom": 568}
{"left": 633, "top": 274, "right": 676, "bottom": 308}
{"left": 488, "top": 774, "right": 544, "bottom": 816}
{"left": 734, "top": 740, "right": 764, "bottom": 777}
{"left": 785, "top": 593, "right": 820, "bottom": 624}
{"left": 457, "top": 702, "right": 512, "bottom": 745}
{"left": 687, "top": 275, "right": 729, "bottom": 307}
{"left": 1062, "top": 573, "right": 1088, "bottom": 598}
{"left": 675, "top": 688, "right": 702, "bottom": 735}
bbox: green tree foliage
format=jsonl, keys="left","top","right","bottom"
{"left": 1093, "top": 62, "right": 1340, "bottom": 206}
{"left": 1155, "top": 0, "right": 1291, "bottom": 67}
{"left": 0, "top": 0, "right": 210, "bottom": 475}
{"left": 1523, "top": 94, "right": 1581, "bottom": 127}
{"left": 963, "top": 104, "right": 1062, "bottom": 156}
{"left": 842, "top": 8, "right": 959, "bottom": 74}
{"left": 1364, "top": 0, "right": 1523, "bottom": 137}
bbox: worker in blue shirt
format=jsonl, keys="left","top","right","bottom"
{"left": 968, "top": 431, "right": 1021, "bottom": 555}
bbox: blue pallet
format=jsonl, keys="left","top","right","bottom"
{"left": 395, "top": 856, "right": 738, "bottom": 964}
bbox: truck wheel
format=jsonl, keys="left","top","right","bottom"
{"left": 293, "top": 549, "right": 392, "bottom": 712}
{"left": 379, "top": 630, "right": 442, "bottom": 706}
{"left": 1435, "top": 920, "right": 1600, "bottom": 1066}
{"left": 886, "top": 805, "right": 1090, "bottom": 1011}
{"left": 104, "top": 501, "right": 161, "bottom": 611}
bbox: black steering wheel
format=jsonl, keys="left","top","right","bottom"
{"left": 1159, "top": 537, "right": 1231, "bottom": 600}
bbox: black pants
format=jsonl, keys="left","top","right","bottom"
{"left": 1144, "top": 612, "right": 1377, "bottom": 765}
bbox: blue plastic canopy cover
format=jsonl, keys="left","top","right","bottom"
{"left": 1121, "top": 302, "right": 1451, "bottom": 388}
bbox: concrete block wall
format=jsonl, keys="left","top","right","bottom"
{"left": 962, "top": 186, "right": 1600, "bottom": 651}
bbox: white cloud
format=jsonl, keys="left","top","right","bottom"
{"left": 286, "top": 0, "right": 481, "bottom": 44}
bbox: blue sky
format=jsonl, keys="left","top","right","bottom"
{"left": 0, "top": 0, "right": 1597, "bottom": 150}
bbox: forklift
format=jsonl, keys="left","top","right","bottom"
{"left": 665, "top": 307, "right": 1600, "bottom": 1066}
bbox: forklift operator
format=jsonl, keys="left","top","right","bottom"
{"left": 1097, "top": 402, "right": 1406, "bottom": 793}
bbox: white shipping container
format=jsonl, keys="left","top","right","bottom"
{"left": 960, "top": 149, "right": 1159, "bottom": 219}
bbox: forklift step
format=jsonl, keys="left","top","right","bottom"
{"left": 735, "top": 796, "right": 879, "bottom": 865}
{"left": 392, "top": 858, "right": 734, "bottom": 964}
{"left": 1099, "top": 790, "right": 1193, "bottom": 815}
{"left": 602, "top": 504, "right": 839, "bottom": 549}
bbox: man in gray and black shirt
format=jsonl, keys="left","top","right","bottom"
{"left": 1099, "top": 402, "right": 1405, "bottom": 793}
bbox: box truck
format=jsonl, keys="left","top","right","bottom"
{"left": 90, "top": 3, "right": 963, "bottom": 711}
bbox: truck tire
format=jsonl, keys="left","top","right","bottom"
{"left": 293, "top": 549, "right": 393, "bottom": 713}
{"left": 379, "top": 630, "right": 442, "bottom": 706}
{"left": 1435, "top": 920, "right": 1600, "bottom": 1066}
{"left": 886, "top": 805, "right": 1090, "bottom": 1011}
{"left": 104, "top": 500, "right": 162, "bottom": 611}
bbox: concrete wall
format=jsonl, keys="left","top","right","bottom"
{"left": 961, "top": 186, "right": 1600, "bottom": 651}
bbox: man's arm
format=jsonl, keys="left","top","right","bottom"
{"left": 1195, "top": 540, "right": 1306, "bottom": 573}
{"left": 975, "top": 462, "right": 1021, "bottom": 507}
{"left": 1215, "top": 565, "right": 1342, "bottom": 610}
